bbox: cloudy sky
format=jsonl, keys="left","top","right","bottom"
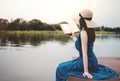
{"left": 0, "top": 0, "right": 120, "bottom": 27}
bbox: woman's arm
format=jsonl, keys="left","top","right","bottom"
{"left": 81, "top": 30, "right": 93, "bottom": 79}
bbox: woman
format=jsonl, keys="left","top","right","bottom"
{"left": 56, "top": 9, "right": 118, "bottom": 81}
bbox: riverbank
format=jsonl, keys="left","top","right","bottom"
{"left": 68, "top": 57, "right": 120, "bottom": 81}
{"left": 0, "top": 30, "right": 116, "bottom": 35}
{"left": 0, "top": 30, "right": 64, "bottom": 35}
{"left": 95, "top": 31, "right": 115, "bottom": 34}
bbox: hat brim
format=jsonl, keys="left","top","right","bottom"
{"left": 85, "top": 19, "right": 97, "bottom": 28}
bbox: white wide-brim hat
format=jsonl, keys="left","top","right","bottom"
{"left": 79, "top": 9, "right": 97, "bottom": 28}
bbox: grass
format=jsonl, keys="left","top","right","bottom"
{"left": 0, "top": 30, "right": 69, "bottom": 46}
{"left": 0, "top": 30, "right": 117, "bottom": 46}
{"left": 0, "top": 30, "right": 116, "bottom": 35}
{"left": 0, "top": 30, "right": 63, "bottom": 35}
{"left": 95, "top": 31, "right": 115, "bottom": 34}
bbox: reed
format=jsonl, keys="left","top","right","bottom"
{"left": 0, "top": 30, "right": 69, "bottom": 46}
{"left": 95, "top": 31, "right": 115, "bottom": 34}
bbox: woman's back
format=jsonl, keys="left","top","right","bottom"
{"left": 75, "top": 29, "right": 99, "bottom": 72}
{"left": 75, "top": 28, "right": 96, "bottom": 57}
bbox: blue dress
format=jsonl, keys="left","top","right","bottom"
{"left": 56, "top": 34, "right": 118, "bottom": 81}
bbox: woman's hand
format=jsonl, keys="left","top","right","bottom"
{"left": 69, "top": 33, "right": 74, "bottom": 38}
{"left": 83, "top": 72, "right": 93, "bottom": 79}
{"left": 69, "top": 33, "right": 77, "bottom": 41}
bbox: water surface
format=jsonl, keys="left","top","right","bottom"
{"left": 0, "top": 34, "right": 120, "bottom": 81}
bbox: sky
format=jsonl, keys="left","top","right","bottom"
{"left": 0, "top": 0, "right": 120, "bottom": 27}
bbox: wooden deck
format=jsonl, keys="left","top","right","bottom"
{"left": 67, "top": 57, "right": 120, "bottom": 81}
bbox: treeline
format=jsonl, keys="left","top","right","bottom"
{"left": 0, "top": 18, "right": 120, "bottom": 33}
{"left": 94, "top": 26, "right": 120, "bottom": 33}
{"left": 0, "top": 18, "right": 61, "bottom": 31}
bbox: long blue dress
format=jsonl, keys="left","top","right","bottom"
{"left": 56, "top": 34, "right": 118, "bottom": 81}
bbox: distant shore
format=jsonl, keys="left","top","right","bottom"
{"left": 0, "top": 30, "right": 118, "bottom": 35}
{"left": 95, "top": 31, "right": 116, "bottom": 34}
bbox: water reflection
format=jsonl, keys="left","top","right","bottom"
{"left": 0, "top": 32, "right": 120, "bottom": 81}
{"left": 0, "top": 32, "right": 70, "bottom": 47}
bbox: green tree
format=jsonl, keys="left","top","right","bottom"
{"left": 0, "top": 18, "right": 9, "bottom": 30}
{"left": 19, "top": 20, "right": 28, "bottom": 30}
{"left": 28, "top": 19, "right": 45, "bottom": 30}
{"left": 7, "top": 18, "right": 24, "bottom": 30}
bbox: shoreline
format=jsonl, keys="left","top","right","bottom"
{"left": 0, "top": 30, "right": 118, "bottom": 34}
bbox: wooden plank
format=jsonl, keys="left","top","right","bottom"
{"left": 67, "top": 57, "right": 120, "bottom": 81}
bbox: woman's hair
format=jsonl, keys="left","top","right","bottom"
{"left": 79, "top": 14, "right": 95, "bottom": 42}
{"left": 79, "top": 14, "right": 92, "bottom": 30}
